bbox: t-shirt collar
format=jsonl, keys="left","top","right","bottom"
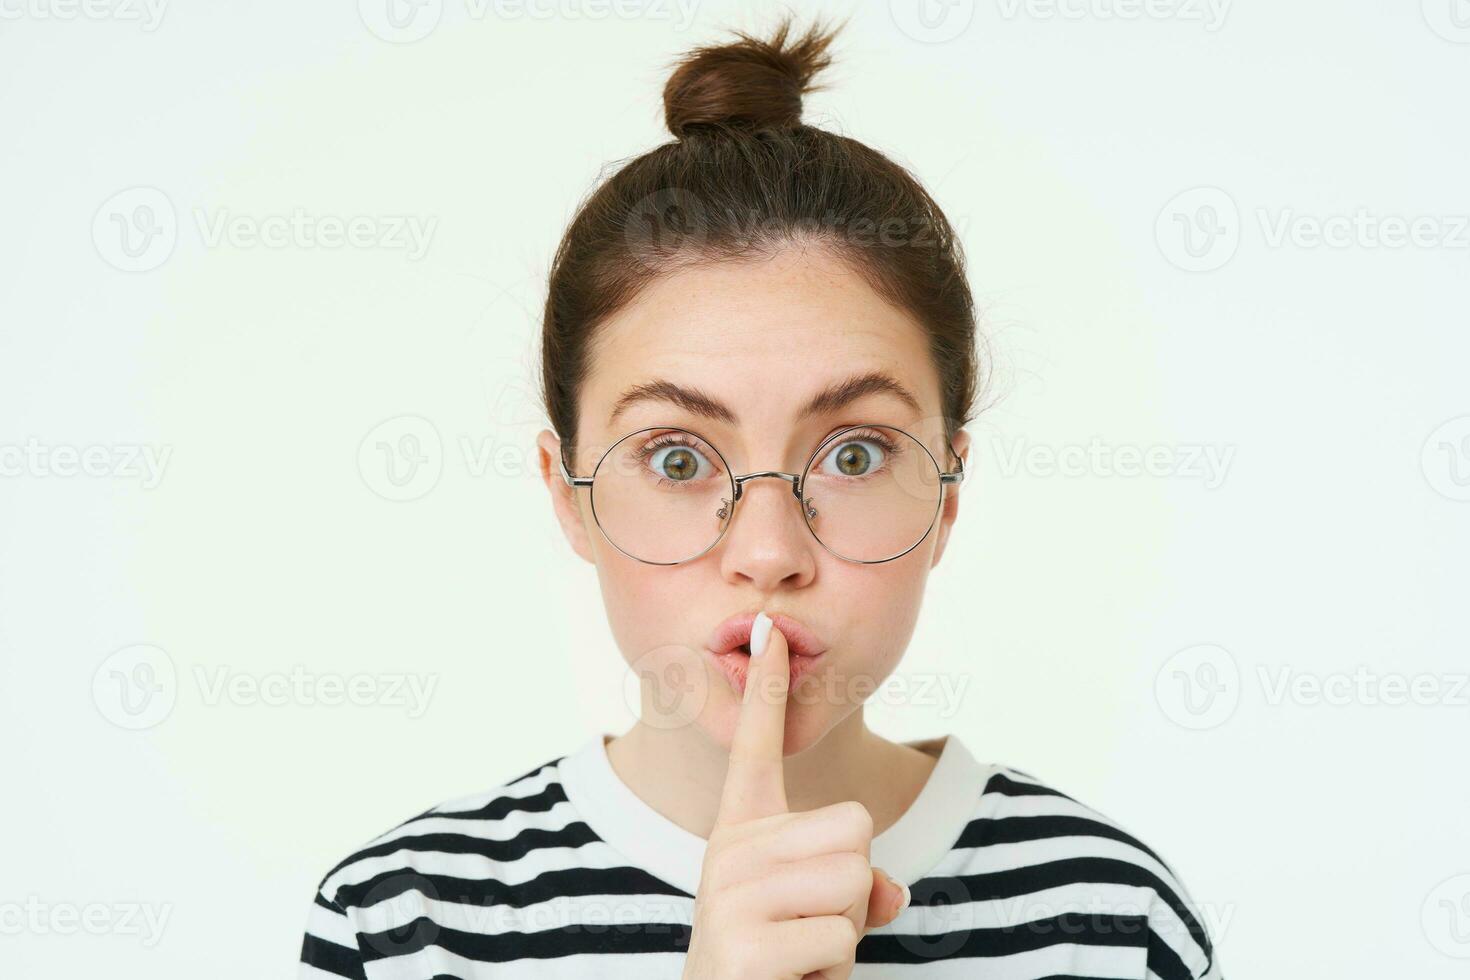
{"left": 556, "top": 731, "right": 991, "bottom": 896}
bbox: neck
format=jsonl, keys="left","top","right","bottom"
{"left": 604, "top": 709, "right": 939, "bottom": 839}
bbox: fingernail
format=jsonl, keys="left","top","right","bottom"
{"left": 750, "top": 611, "right": 773, "bottom": 658}
{"left": 891, "top": 875, "right": 911, "bottom": 915}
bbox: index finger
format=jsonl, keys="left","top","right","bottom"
{"left": 714, "top": 611, "right": 790, "bottom": 827}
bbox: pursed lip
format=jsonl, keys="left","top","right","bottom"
{"left": 705, "top": 610, "right": 828, "bottom": 660}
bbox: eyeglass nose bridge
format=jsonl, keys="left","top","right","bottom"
{"left": 730, "top": 469, "right": 804, "bottom": 502}
{"left": 724, "top": 470, "right": 819, "bottom": 523}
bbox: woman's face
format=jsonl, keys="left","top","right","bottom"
{"left": 537, "top": 245, "right": 970, "bottom": 755}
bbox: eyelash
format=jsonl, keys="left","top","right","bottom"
{"left": 633, "top": 428, "right": 903, "bottom": 487}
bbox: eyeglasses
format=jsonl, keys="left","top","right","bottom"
{"left": 559, "top": 423, "right": 965, "bottom": 565}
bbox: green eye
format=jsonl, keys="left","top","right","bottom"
{"left": 650, "top": 445, "right": 706, "bottom": 482}
{"left": 658, "top": 446, "right": 696, "bottom": 481}
{"left": 838, "top": 443, "right": 871, "bottom": 475}
{"left": 822, "top": 438, "right": 887, "bottom": 477}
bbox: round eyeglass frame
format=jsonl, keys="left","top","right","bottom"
{"left": 559, "top": 423, "right": 966, "bottom": 566}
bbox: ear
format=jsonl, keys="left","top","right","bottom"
{"left": 929, "top": 428, "right": 971, "bottom": 570}
{"left": 536, "top": 428, "right": 596, "bottom": 565}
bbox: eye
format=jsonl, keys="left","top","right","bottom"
{"left": 818, "top": 435, "right": 890, "bottom": 478}
{"left": 646, "top": 441, "right": 714, "bottom": 483}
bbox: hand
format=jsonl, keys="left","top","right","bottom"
{"left": 681, "top": 614, "right": 910, "bottom": 980}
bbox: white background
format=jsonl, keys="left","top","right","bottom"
{"left": 2, "top": 1, "right": 1467, "bottom": 977}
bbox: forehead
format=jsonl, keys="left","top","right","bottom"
{"left": 579, "top": 248, "right": 940, "bottom": 444}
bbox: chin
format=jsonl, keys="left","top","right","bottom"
{"left": 700, "top": 687, "right": 849, "bottom": 757}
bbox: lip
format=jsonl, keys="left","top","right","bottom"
{"left": 704, "top": 610, "right": 828, "bottom": 696}
{"left": 707, "top": 610, "right": 827, "bottom": 660}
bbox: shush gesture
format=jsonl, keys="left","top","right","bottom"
{"left": 681, "top": 612, "right": 911, "bottom": 980}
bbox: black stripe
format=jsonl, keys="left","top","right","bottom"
{"left": 323, "top": 783, "right": 575, "bottom": 884}
{"left": 353, "top": 911, "right": 1148, "bottom": 966}
{"left": 325, "top": 821, "right": 602, "bottom": 888}
{"left": 509, "top": 756, "right": 565, "bottom": 786}
{"left": 925, "top": 855, "right": 1168, "bottom": 903}
{"left": 856, "top": 912, "right": 1148, "bottom": 964}
{"left": 426, "top": 781, "right": 569, "bottom": 821}
{"left": 915, "top": 856, "right": 1213, "bottom": 970}
{"left": 976, "top": 783, "right": 1192, "bottom": 890}
{"left": 368, "top": 760, "right": 566, "bottom": 840}
{"left": 1148, "top": 924, "right": 1198, "bottom": 980}
{"left": 957, "top": 814, "right": 1169, "bottom": 872}
{"left": 357, "top": 918, "right": 692, "bottom": 962}
{"left": 985, "top": 771, "right": 1077, "bottom": 802}
{"left": 299, "top": 933, "right": 366, "bottom": 979}
{"left": 964, "top": 803, "right": 1213, "bottom": 971}
{"left": 335, "top": 864, "right": 693, "bottom": 912}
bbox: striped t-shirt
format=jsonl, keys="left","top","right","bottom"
{"left": 298, "top": 733, "right": 1222, "bottom": 979}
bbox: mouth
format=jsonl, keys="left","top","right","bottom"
{"left": 705, "top": 610, "right": 828, "bottom": 695}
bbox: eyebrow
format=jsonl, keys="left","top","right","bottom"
{"left": 606, "top": 370, "right": 924, "bottom": 429}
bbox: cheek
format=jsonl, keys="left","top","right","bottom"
{"left": 595, "top": 563, "right": 706, "bottom": 668}
{"left": 805, "top": 559, "right": 930, "bottom": 697}
{"left": 596, "top": 564, "right": 724, "bottom": 733}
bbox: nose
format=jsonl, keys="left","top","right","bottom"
{"left": 718, "top": 472, "right": 817, "bottom": 591}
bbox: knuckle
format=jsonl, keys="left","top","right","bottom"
{"left": 704, "top": 839, "right": 756, "bottom": 890}
{"left": 838, "top": 799, "right": 874, "bottom": 840}
{"left": 815, "top": 913, "right": 859, "bottom": 952}
{"left": 833, "top": 851, "right": 872, "bottom": 893}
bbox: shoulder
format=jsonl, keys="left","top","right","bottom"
{"left": 312, "top": 753, "right": 582, "bottom": 913}
{"left": 298, "top": 749, "right": 698, "bottom": 977}
{"left": 953, "top": 762, "right": 1224, "bottom": 980}
{"left": 299, "top": 753, "right": 588, "bottom": 977}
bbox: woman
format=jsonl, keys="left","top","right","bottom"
{"left": 298, "top": 17, "right": 1222, "bottom": 980}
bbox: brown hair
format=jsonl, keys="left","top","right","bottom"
{"left": 540, "top": 15, "right": 982, "bottom": 468}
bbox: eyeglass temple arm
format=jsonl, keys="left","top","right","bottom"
{"left": 559, "top": 452, "right": 594, "bottom": 488}
{"left": 939, "top": 445, "right": 966, "bottom": 484}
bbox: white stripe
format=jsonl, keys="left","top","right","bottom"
{"left": 1145, "top": 883, "right": 1217, "bottom": 977}
{"left": 325, "top": 840, "right": 642, "bottom": 898}
{"left": 922, "top": 836, "right": 1215, "bottom": 967}
{"left": 304, "top": 892, "right": 359, "bottom": 949}
{"left": 359, "top": 801, "right": 583, "bottom": 852}
{"left": 929, "top": 832, "right": 1185, "bottom": 889}
{"left": 354, "top": 889, "right": 695, "bottom": 938}
{"left": 870, "top": 879, "right": 1153, "bottom": 937}
{"left": 852, "top": 941, "right": 1145, "bottom": 979}
{"left": 362, "top": 947, "right": 685, "bottom": 980}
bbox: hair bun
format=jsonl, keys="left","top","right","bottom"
{"left": 663, "top": 18, "right": 838, "bottom": 139}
